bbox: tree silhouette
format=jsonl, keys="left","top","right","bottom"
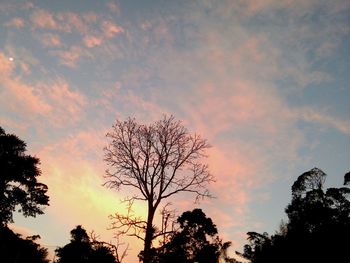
{"left": 145, "top": 209, "right": 223, "bottom": 263}
{"left": 0, "top": 126, "right": 49, "bottom": 226}
{"left": 0, "top": 226, "right": 49, "bottom": 263}
{"left": 55, "top": 225, "right": 117, "bottom": 263}
{"left": 240, "top": 168, "right": 350, "bottom": 263}
{"left": 104, "top": 115, "right": 214, "bottom": 263}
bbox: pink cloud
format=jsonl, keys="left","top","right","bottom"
{"left": 6, "top": 80, "right": 52, "bottom": 114}
{"left": 141, "top": 20, "right": 152, "bottom": 30}
{"left": 29, "top": 8, "right": 124, "bottom": 50}
{"left": 106, "top": 1, "right": 120, "bottom": 14}
{"left": 18, "top": 61, "right": 31, "bottom": 74}
{"left": 298, "top": 108, "right": 350, "bottom": 135}
{"left": 0, "top": 52, "right": 15, "bottom": 75}
{"left": 216, "top": 0, "right": 332, "bottom": 18}
{"left": 41, "top": 129, "right": 104, "bottom": 161}
{"left": 0, "top": 52, "right": 52, "bottom": 115}
{"left": 82, "top": 12, "right": 98, "bottom": 23}
{"left": 97, "top": 83, "right": 168, "bottom": 123}
{"left": 43, "top": 81, "right": 87, "bottom": 126}
{"left": 0, "top": 1, "right": 33, "bottom": 12}
{"left": 51, "top": 46, "right": 87, "bottom": 68}
{"left": 5, "top": 17, "right": 25, "bottom": 28}
{"left": 40, "top": 33, "right": 62, "bottom": 47}
{"left": 0, "top": 117, "right": 30, "bottom": 133}
{"left": 123, "top": 91, "right": 167, "bottom": 120}
{"left": 101, "top": 20, "right": 124, "bottom": 38}
{"left": 171, "top": 75, "right": 305, "bottom": 245}
{"left": 0, "top": 53, "right": 87, "bottom": 126}
{"left": 56, "top": 12, "right": 89, "bottom": 34}
{"left": 31, "top": 9, "right": 58, "bottom": 30}
{"left": 83, "top": 35, "right": 104, "bottom": 48}
{"left": 232, "top": 37, "right": 264, "bottom": 64}
{"left": 82, "top": 21, "right": 123, "bottom": 48}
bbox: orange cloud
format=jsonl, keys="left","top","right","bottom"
{"left": 83, "top": 35, "right": 104, "bottom": 48}
{"left": 101, "top": 20, "right": 124, "bottom": 38}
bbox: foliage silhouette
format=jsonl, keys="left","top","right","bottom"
{"left": 104, "top": 115, "right": 214, "bottom": 263}
{"left": 0, "top": 226, "right": 49, "bottom": 263}
{"left": 55, "top": 225, "right": 116, "bottom": 263}
{"left": 0, "top": 126, "right": 49, "bottom": 226}
{"left": 240, "top": 167, "right": 350, "bottom": 263}
{"left": 142, "top": 208, "right": 233, "bottom": 263}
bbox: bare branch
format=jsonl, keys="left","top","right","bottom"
{"left": 108, "top": 201, "right": 147, "bottom": 241}
{"left": 90, "top": 232, "right": 130, "bottom": 263}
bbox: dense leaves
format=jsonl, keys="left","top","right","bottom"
{"left": 55, "top": 225, "right": 116, "bottom": 263}
{"left": 146, "top": 209, "right": 222, "bottom": 263}
{"left": 0, "top": 126, "right": 49, "bottom": 226}
{"left": 0, "top": 226, "right": 49, "bottom": 263}
{"left": 242, "top": 168, "right": 350, "bottom": 263}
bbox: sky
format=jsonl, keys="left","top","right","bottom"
{"left": 1, "top": 0, "right": 350, "bottom": 261}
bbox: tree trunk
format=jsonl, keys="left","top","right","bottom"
{"left": 143, "top": 206, "right": 155, "bottom": 263}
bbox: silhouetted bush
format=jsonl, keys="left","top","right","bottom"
{"left": 0, "top": 226, "right": 49, "bottom": 263}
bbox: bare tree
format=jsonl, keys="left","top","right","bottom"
{"left": 104, "top": 115, "right": 214, "bottom": 263}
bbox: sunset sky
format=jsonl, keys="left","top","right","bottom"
{"left": 1, "top": 0, "right": 350, "bottom": 261}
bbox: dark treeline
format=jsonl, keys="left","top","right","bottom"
{"left": 1, "top": 123, "right": 350, "bottom": 263}
{"left": 237, "top": 167, "right": 350, "bottom": 263}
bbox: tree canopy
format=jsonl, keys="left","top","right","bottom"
{"left": 104, "top": 116, "right": 214, "bottom": 263}
{"left": 55, "top": 225, "right": 117, "bottom": 263}
{"left": 0, "top": 126, "right": 49, "bottom": 226}
{"left": 0, "top": 226, "right": 49, "bottom": 263}
{"left": 241, "top": 168, "right": 350, "bottom": 263}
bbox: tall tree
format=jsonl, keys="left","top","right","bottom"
{"left": 241, "top": 168, "right": 350, "bottom": 263}
{"left": 0, "top": 126, "right": 49, "bottom": 226}
{"left": 104, "top": 116, "right": 214, "bottom": 263}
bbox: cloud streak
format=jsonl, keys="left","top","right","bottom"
{"left": 0, "top": 52, "right": 87, "bottom": 127}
